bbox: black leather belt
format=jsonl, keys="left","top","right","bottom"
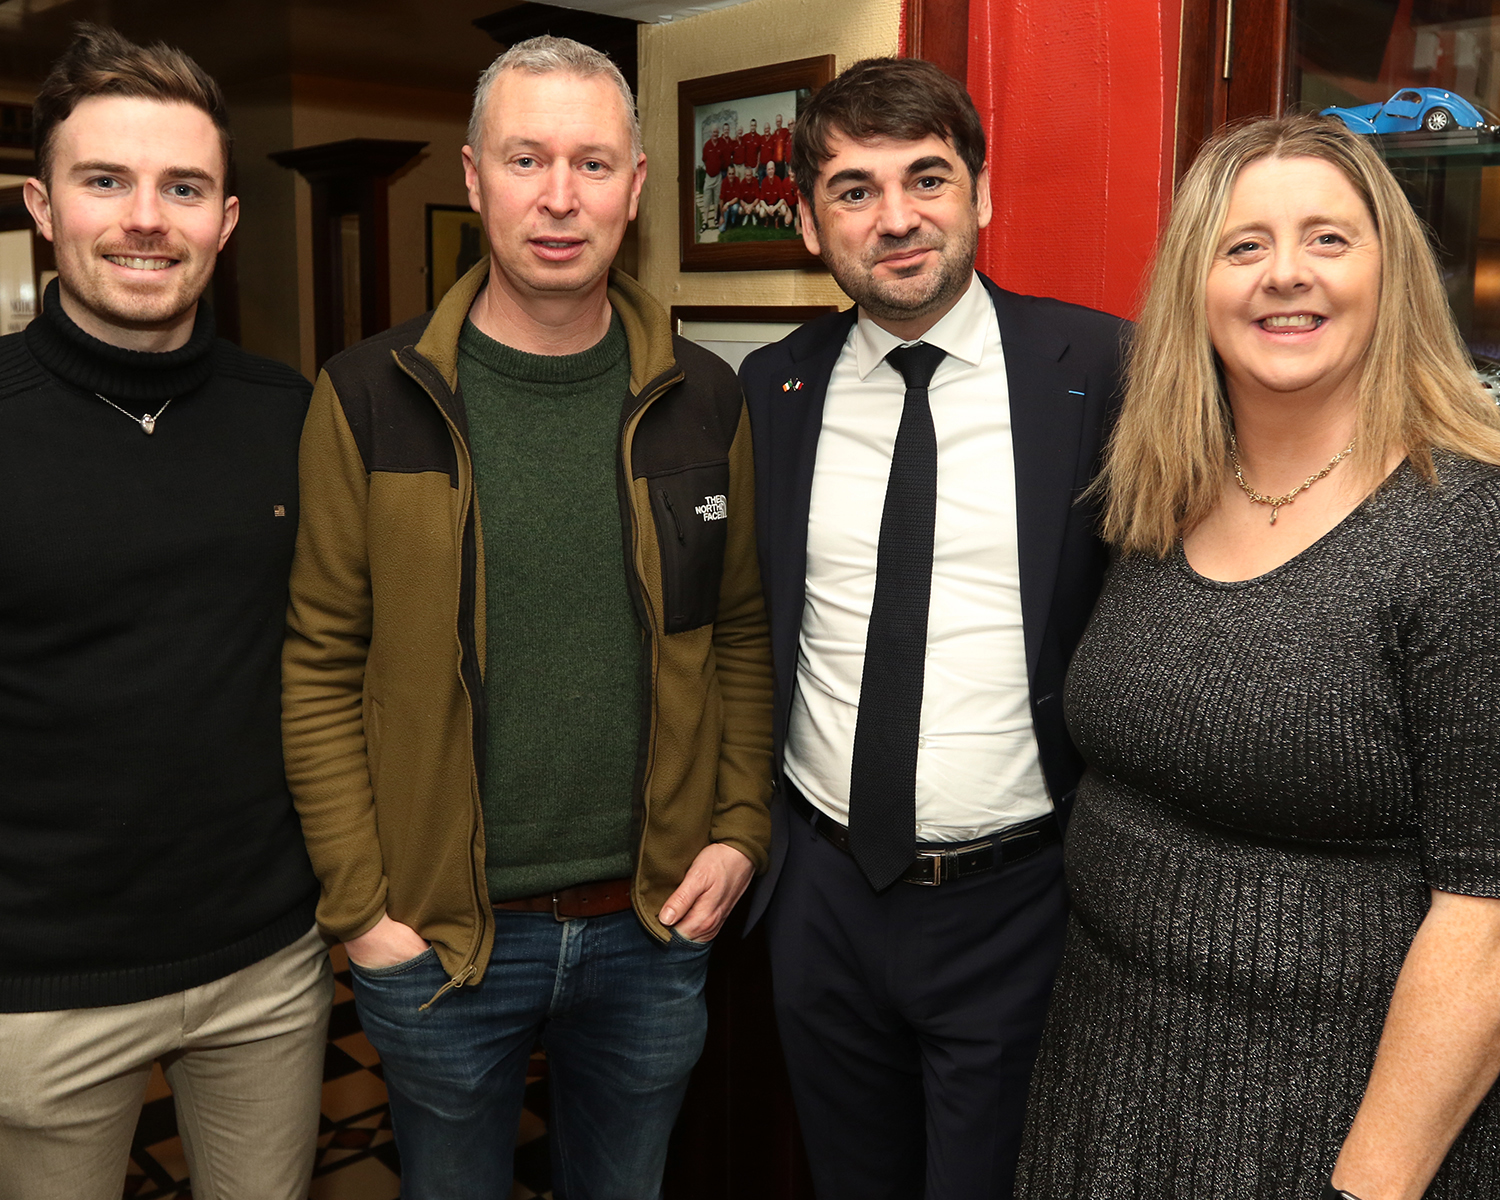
{"left": 787, "top": 784, "right": 1059, "bottom": 886}
{"left": 493, "top": 877, "right": 633, "bottom": 919}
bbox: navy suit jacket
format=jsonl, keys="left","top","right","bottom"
{"left": 738, "top": 272, "right": 1129, "bottom": 928}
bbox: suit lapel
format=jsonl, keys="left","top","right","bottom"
{"left": 983, "top": 276, "right": 1087, "bottom": 685}
{"left": 768, "top": 309, "right": 856, "bottom": 693}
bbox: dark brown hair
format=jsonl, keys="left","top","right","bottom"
{"left": 790, "top": 57, "right": 986, "bottom": 201}
{"left": 33, "top": 23, "right": 231, "bottom": 183}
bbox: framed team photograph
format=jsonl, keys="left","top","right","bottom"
{"left": 678, "top": 55, "right": 835, "bottom": 272}
{"left": 426, "top": 204, "right": 490, "bottom": 309}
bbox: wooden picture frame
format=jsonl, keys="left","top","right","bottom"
{"left": 426, "top": 203, "right": 489, "bottom": 309}
{"left": 678, "top": 56, "right": 835, "bottom": 273}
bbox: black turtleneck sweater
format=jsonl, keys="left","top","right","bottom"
{"left": 0, "top": 284, "right": 319, "bottom": 1011}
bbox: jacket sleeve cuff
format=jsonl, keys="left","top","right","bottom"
{"left": 712, "top": 831, "right": 770, "bottom": 876}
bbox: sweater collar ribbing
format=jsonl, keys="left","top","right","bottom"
{"left": 24, "top": 278, "right": 216, "bottom": 403}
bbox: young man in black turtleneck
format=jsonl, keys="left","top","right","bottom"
{"left": 0, "top": 26, "right": 330, "bottom": 1200}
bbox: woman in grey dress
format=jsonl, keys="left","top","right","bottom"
{"left": 1017, "top": 115, "right": 1500, "bottom": 1200}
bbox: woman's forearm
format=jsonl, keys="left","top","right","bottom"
{"left": 1332, "top": 890, "right": 1500, "bottom": 1200}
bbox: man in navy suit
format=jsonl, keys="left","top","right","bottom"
{"left": 738, "top": 57, "right": 1127, "bottom": 1200}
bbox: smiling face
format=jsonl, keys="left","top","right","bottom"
{"left": 802, "top": 129, "right": 990, "bottom": 339}
{"left": 462, "top": 69, "right": 644, "bottom": 310}
{"left": 1206, "top": 155, "right": 1381, "bottom": 411}
{"left": 23, "top": 95, "right": 237, "bottom": 351}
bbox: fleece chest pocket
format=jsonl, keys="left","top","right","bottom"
{"left": 647, "top": 461, "right": 731, "bottom": 633}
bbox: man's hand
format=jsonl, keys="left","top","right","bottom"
{"left": 344, "top": 912, "right": 430, "bottom": 969}
{"left": 659, "top": 843, "right": 755, "bottom": 942}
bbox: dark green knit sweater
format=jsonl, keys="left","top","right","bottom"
{"left": 457, "top": 315, "right": 641, "bottom": 902}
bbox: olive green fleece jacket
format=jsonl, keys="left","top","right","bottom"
{"left": 282, "top": 262, "right": 773, "bottom": 993}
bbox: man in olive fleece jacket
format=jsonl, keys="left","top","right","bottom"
{"left": 282, "top": 36, "right": 772, "bottom": 1199}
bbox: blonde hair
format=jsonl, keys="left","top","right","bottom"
{"left": 1098, "top": 113, "right": 1500, "bottom": 556}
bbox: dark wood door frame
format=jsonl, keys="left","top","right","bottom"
{"left": 905, "top": 0, "right": 970, "bottom": 81}
{"left": 269, "top": 138, "right": 427, "bottom": 371}
{"left": 1176, "top": 0, "right": 1295, "bottom": 178}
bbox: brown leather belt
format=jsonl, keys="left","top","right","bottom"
{"left": 787, "top": 783, "right": 1059, "bottom": 886}
{"left": 493, "top": 877, "right": 634, "bottom": 921}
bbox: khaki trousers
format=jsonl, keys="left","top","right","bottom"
{"left": 0, "top": 925, "right": 332, "bottom": 1200}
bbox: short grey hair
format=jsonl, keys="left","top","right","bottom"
{"left": 467, "top": 35, "right": 641, "bottom": 161}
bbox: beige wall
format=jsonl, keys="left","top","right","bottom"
{"left": 636, "top": 0, "right": 902, "bottom": 314}
{"left": 287, "top": 75, "right": 474, "bottom": 379}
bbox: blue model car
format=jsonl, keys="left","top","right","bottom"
{"left": 1321, "top": 88, "right": 1496, "bottom": 134}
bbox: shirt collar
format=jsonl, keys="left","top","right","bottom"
{"left": 853, "top": 272, "right": 989, "bottom": 381}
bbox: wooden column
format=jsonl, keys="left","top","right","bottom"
{"left": 269, "top": 138, "right": 427, "bottom": 370}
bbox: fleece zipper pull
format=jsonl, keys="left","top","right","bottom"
{"left": 660, "top": 489, "right": 686, "bottom": 543}
{"left": 420, "top": 963, "right": 477, "bottom": 1010}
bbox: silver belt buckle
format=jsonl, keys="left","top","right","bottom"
{"left": 912, "top": 851, "right": 945, "bottom": 886}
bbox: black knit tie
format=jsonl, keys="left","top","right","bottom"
{"left": 847, "top": 341, "right": 947, "bottom": 891}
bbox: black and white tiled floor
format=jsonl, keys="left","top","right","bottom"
{"left": 124, "top": 945, "right": 554, "bottom": 1200}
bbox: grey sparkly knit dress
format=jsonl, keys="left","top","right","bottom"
{"left": 1016, "top": 453, "right": 1500, "bottom": 1200}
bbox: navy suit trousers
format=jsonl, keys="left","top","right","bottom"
{"left": 764, "top": 798, "right": 1066, "bottom": 1200}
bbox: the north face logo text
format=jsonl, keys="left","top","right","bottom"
{"left": 694, "top": 494, "right": 727, "bottom": 521}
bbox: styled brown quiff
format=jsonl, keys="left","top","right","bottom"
{"left": 790, "top": 57, "right": 986, "bottom": 203}
{"left": 32, "top": 23, "right": 232, "bottom": 183}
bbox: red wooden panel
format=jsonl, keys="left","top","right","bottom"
{"left": 968, "top": 0, "right": 1182, "bottom": 317}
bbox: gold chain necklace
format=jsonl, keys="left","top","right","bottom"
{"left": 1228, "top": 431, "right": 1356, "bottom": 525}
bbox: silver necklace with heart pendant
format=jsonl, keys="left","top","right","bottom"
{"left": 94, "top": 392, "right": 173, "bottom": 434}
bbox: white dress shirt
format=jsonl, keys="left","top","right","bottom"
{"left": 783, "top": 274, "right": 1052, "bottom": 842}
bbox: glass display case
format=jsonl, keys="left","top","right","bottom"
{"left": 1297, "top": 0, "right": 1500, "bottom": 372}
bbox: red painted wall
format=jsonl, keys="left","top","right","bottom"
{"left": 967, "top": 0, "right": 1181, "bottom": 318}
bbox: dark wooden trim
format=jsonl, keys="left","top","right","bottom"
{"left": 1175, "top": 0, "right": 1221, "bottom": 180}
{"left": 474, "top": 4, "right": 641, "bottom": 96}
{"left": 1225, "top": 0, "right": 1294, "bottom": 125}
{"left": 1174, "top": 0, "right": 1295, "bottom": 181}
{"left": 672, "top": 304, "right": 839, "bottom": 328}
{"left": 678, "top": 56, "right": 835, "bottom": 274}
{"left": 0, "top": 102, "right": 33, "bottom": 153}
{"left": 269, "top": 138, "right": 426, "bottom": 369}
{"left": 903, "top": 0, "right": 969, "bottom": 81}
{"left": 268, "top": 138, "right": 428, "bottom": 182}
{"left": 0, "top": 183, "right": 29, "bottom": 230}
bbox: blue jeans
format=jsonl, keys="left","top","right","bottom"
{"left": 349, "top": 909, "right": 711, "bottom": 1200}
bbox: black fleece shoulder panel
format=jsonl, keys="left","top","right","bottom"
{"left": 322, "top": 313, "right": 459, "bottom": 485}
{"left": 630, "top": 335, "right": 744, "bottom": 478}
